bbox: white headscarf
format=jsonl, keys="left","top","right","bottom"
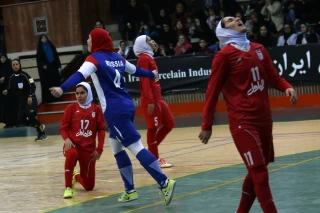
{"left": 133, "top": 35, "right": 154, "bottom": 57}
{"left": 216, "top": 20, "right": 250, "bottom": 50}
{"left": 76, "top": 82, "right": 93, "bottom": 108}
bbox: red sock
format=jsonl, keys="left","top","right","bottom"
{"left": 64, "top": 149, "right": 77, "bottom": 188}
{"left": 237, "top": 173, "right": 256, "bottom": 213}
{"left": 147, "top": 128, "right": 159, "bottom": 158}
{"left": 156, "top": 121, "right": 174, "bottom": 145}
{"left": 250, "top": 166, "right": 277, "bottom": 213}
{"left": 75, "top": 175, "right": 95, "bottom": 191}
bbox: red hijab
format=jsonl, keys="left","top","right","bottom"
{"left": 90, "top": 28, "right": 114, "bottom": 53}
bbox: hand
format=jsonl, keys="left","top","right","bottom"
{"left": 198, "top": 130, "right": 212, "bottom": 144}
{"left": 152, "top": 70, "right": 159, "bottom": 81}
{"left": 285, "top": 88, "right": 298, "bottom": 105}
{"left": 0, "top": 77, "right": 4, "bottom": 83}
{"left": 43, "top": 65, "right": 47, "bottom": 70}
{"left": 63, "top": 138, "right": 75, "bottom": 152}
{"left": 2, "top": 90, "right": 7, "bottom": 95}
{"left": 91, "top": 150, "right": 101, "bottom": 161}
{"left": 147, "top": 104, "right": 154, "bottom": 115}
{"left": 49, "top": 87, "right": 63, "bottom": 98}
{"left": 27, "top": 97, "right": 32, "bottom": 105}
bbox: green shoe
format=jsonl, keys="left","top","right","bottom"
{"left": 118, "top": 190, "right": 138, "bottom": 202}
{"left": 72, "top": 170, "right": 80, "bottom": 188}
{"left": 160, "top": 179, "right": 176, "bottom": 205}
{"left": 64, "top": 187, "right": 73, "bottom": 199}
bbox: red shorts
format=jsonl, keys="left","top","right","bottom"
{"left": 142, "top": 100, "right": 174, "bottom": 129}
{"left": 63, "top": 147, "right": 96, "bottom": 179}
{"left": 230, "top": 123, "right": 274, "bottom": 169}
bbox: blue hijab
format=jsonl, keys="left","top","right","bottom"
{"left": 41, "top": 35, "right": 55, "bottom": 63}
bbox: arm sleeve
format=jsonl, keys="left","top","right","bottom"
{"left": 125, "top": 60, "right": 155, "bottom": 78}
{"left": 201, "top": 52, "right": 229, "bottom": 131}
{"left": 60, "top": 56, "right": 98, "bottom": 92}
{"left": 95, "top": 105, "right": 106, "bottom": 155}
{"left": 267, "top": 2, "right": 282, "bottom": 15}
{"left": 262, "top": 47, "right": 293, "bottom": 92}
{"left": 138, "top": 57, "right": 154, "bottom": 104}
{"left": 60, "top": 105, "right": 72, "bottom": 140}
{"left": 24, "top": 73, "right": 36, "bottom": 96}
{"left": 6, "top": 75, "right": 13, "bottom": 91}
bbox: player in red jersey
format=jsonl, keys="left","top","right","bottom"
{"left": 133, "top": 35, "right": 175, "bottom": 168}
{"left": 60, "top": 82, "right": 106, "bottom": 198}
{"left": 199, "top": 17, "right": 298, "bottom": 213}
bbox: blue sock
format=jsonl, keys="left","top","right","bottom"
{"left": 136, "top": 148, "right": 168, "bottom": 188}
{"left": 114, "top": 150, "right": 134, "bottom": 192}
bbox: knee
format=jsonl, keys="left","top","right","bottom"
{"left": 64, "top": 148, "right": 77, "bottom": 159}
{"left": 84, "top": 179, "right": 95, "bottom": 191}
{"left": 249, "top": 165, "right": 269, "bottom": 186}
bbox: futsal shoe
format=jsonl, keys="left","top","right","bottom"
{"left": 160, "top": 179, "right": 176, "bottom": 205}
{"left": 63, "top": 187, "right": 73, "bottom": 199}
{"left": 158, "top": 158, "right": 172, "bottom": 168}
{"left": 35, "top": 134, "right": 48, "bottom": 142}
{"left": 72, "top": 170, "right": 80, "bottom": 188}
{"left": 118, "top": 190, "right": 138, "bottom": 202}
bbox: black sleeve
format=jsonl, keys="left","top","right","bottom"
{"left": 23, "top": 72, "right": 36, "bottom": 96}
{"left": 6, "top": 74, "right": 13, "bottom": 91}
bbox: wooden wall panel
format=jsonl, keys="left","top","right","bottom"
{"left": 2, "top": 0, "right": 82, "bottom": 53}
{"left": 78, "top": 0, "right": 115, "bottom": 44}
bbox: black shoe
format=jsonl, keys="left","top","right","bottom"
{"left": 35, "top": 134, "right": 48, "bottom": 142}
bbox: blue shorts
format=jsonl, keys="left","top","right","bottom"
{"left": 105, "top": 109, "right": 141, "bottom": 147}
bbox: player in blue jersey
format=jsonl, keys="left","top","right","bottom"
{"left": 50, "top": 28, "right": 176, "bottom": 205}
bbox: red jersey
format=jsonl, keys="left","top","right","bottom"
{"left": 137, "top": 54, "right": 162, "bottom": 106}
{"left": 202, "top": 43, "right": 292, "bottom": 131}
{"left": 60, "top": 102, "right": 106, "bottom": 154}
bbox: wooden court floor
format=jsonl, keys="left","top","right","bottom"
{"left": 0, "top": 120, "right": 319, "bottom": 213}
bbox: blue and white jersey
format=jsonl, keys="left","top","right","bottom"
{"left": 78, "top": 51, "right": 138, "bottom": 123}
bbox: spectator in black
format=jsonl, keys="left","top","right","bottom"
{"left": 36, "top": 34, "right": 61, "bottom": 103}
{"left": 3, "top": 59, "right": 47, "bottom": 141}
{"left": 110, "top": 0, "right": 128, "bottom": 40}
{"left": 171, "top": 2, "right": 189, "bottom": 27}
{"left": 154, "top": 8, "right": 172, "bottom": 30}
{"left": 255, "top": 25, "right": 277, "bottom": 47}
{"left": 190, "top": 17, "right": 211, "bottom": 41}
{"left": 296, "top": 23, "right": 319, "bottom": 44}
{"left": 117, "top": 40, "right": 135, "bottom": 60}
{"left": 126, "top": 0, "right": 148, "bottom": 40}
{"left": 94, "top": 20, "right": 106, "bottom": 30}
{"left": 277, "top": 24, "right": 297, "bottom": 46}
{"left": 158, "top": 24, "right": 177, "bottom": 47}
{"left": 0, "top": 54, "right": 12, "bottom": 127}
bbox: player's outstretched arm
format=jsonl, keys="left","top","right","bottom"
{"left": 124, "top": 60, "right": 158, "bottom": 80}
{"left": 50, "top": 57, "right": 98, "bottom": 98}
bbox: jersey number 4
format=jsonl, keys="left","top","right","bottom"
{"left": 114, "top": 69, "right": 122, "bottom": 88}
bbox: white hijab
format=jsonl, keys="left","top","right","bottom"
{"left": 216, "top": 20, "right": 250, "bottom": 50}
{"left": 76, "top": 82, "right": 93, "bottom": 108}
{"left": 133, "top": 35, "right": 154, "bottom": 57}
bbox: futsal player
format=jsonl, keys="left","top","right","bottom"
{"left": 199, "top": 17, "right": 297, "bottom": 213}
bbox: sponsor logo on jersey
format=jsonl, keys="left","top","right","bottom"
{"left": 247, "top": 79, "right": 265, "bottom": 96}
{"left": 256, "top": 49, "right": 264, "bottom": 60}
{"left": 76, "top": 129, "right": 93, "bottom": 137}
{"left": 106, "top": 60, "right": 124, "bottom": 67}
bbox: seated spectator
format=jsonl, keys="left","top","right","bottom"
{"left": 137, "top": 22, "right": 159, "bottom": 40}
{"left": 154, "top": 44, "right": 173, "bottom": 57}
{"left": 277, "top": 24, "right": 297, "bottom": 46}
{"left": 158, "top": 24, "right": 177, "bottom": 47}
{"left": 117, "top": 40, "right": 135, "bottom": 60}
{"left": 174, "top": 20, "right": 189, "bottom": 39}
{"left": 172, "top": 2, "right": 189, "bottom": 27}
{"left": 174, "top": 34, "right": 193, "bottom": 55}
{"left": 250, "top": 12, "right": 277, "bottom": 40}
{"left": 94, "top": 20, "right": 106, "bottom": 30}
{"left": 255, "top": 25, "right": 277, "bottom": 47}
{"left": 190, "top": 18, "right": 210, "bottom": 41}
{"left": 196, "top": 39, "right": 213, "bottom": 54}
{"left": 206, "top": 8, "right": 219, "bottom": 31}
{"left": 261, "top": 0, "right": 284, "bottom": 33}
{"left": 296, "top": 23, "right": 318, "bottom": 45}
{"left": 154, "top": 8, "right": 172, "bottom": 30}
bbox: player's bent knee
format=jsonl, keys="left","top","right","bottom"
{"left": 110, "top": 138, "right": 124, "bottom": 155}
{"left": 127, "top": 140, "right": 144, "bottom": 157}
{"left": 83, "top": 178, "right": 95, "bottom": 191}
{"left": 250, "top": 165, "right": 269, "bottom": 186}
{"left": 64, "top": 148, "right": 77, "bottom": 158}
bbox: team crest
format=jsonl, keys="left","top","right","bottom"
{"left": 92, "top": 111, "right": 95, "bottom": 118}
{"left": 256, "top": 49, "right": 264, "bottom": 60}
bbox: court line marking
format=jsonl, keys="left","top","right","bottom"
{"left": 123, "top": 155, "right": 320, "bottom": 213}
{"left": 41, "top": 148, "right": 320, "bottom": 213}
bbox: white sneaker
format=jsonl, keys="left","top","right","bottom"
{"left": 158, "top": 158, "right": 172, "bottom": 168}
